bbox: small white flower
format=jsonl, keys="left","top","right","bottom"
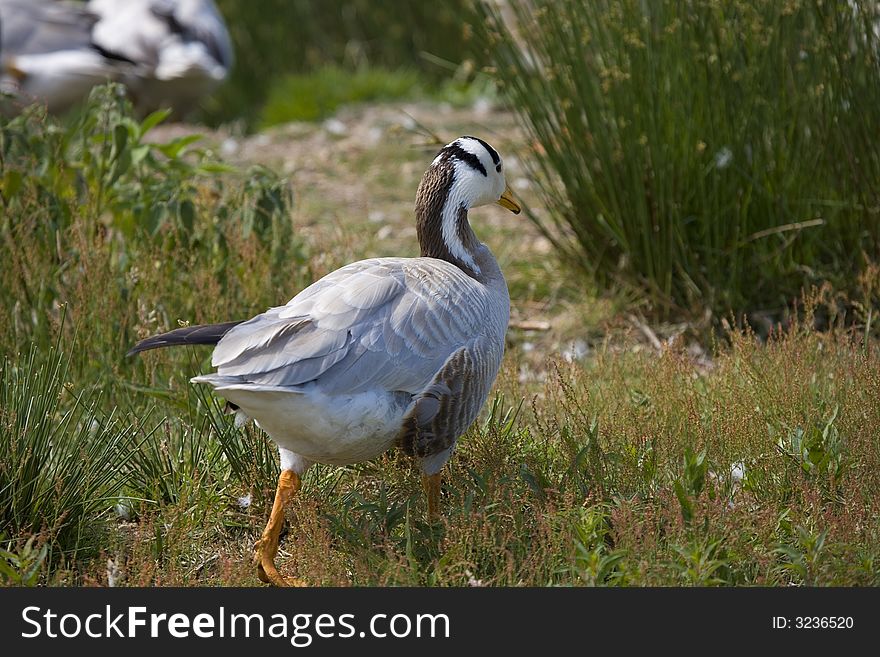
{"left": 730, "top": 461, "right": 745, "bottom": 483}
{"left": 237, "top": 493, "right": 252, "bottom": 509}
{"left": 465, "top": 569, "right": 484, "bottom": 587}
{"left": 106, "top": 558, "right": 122, "bottom": 587}
{"left": 114, "top": 500, "right": 133, "bottom": 521}
{"left": 714, "top": 147, "right": 733, "bottom": 170}
{"left": 220, "top": 138, "right": 239, "bottom": 156}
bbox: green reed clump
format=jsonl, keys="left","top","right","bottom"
{"left": 475, "top": 0, "right": 880, "bottom": 320}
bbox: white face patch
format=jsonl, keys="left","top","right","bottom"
{"left": 439, "top": 159, "right": 486, "bottom": 275}
{"left": 447, "top": 138, "right": 506, "bottom": 203}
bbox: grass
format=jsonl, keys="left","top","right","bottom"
{"left": 261, "top": 67, "right": 423, "bottom": 125}
{"left": 260, "top": 66, "right": 496, "bottom": 126}
{"left": 32, "top": 315, "right": 879, "bottom": 587}
{"left": 1, "top": 85, "right": 879, "bottom": 586}
{"left": 474, "top": 0, "right": 880, "bottom": 322}
{"left": 0, "top": 337, "right": 137, "bottom": 567}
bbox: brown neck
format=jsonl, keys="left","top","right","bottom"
{"left": 414, "top": 162, "right": 481, "bottom": 278}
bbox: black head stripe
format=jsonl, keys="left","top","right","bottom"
{"left": 441, "top": 143, "right": 487, "bottom": 177}
{"left": 463, "top": 135, "right": 500, "bottom": 165}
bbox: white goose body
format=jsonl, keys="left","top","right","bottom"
{"left": 194, "top": 253, "right": 509, "bottom": 469}
{"left": 0, "top": 0, "right": 232, "bottom": 115}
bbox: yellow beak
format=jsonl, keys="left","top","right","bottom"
{"left": 496, "top": 185, "right": 521, "bottom": 214}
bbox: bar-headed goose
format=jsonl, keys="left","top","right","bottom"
{"left": 129, "top": 136, "right": 521, "bottom": 586}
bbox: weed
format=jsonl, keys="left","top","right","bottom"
{"left": 0, "top": 535, "right": 48, "bottom": 586}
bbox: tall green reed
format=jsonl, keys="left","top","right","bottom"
{"left": 475, "top": 0, "right": 880, "bottom": 319}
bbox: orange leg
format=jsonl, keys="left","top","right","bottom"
{"left": 422, "top": 472, "right": 442, "bottom": 520}
{"left": 254, "top": 470, "right": 304, "bottom": 587}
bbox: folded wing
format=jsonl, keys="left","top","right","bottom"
{"left": 209, "top": 258, "right": 493, "bottom": 395}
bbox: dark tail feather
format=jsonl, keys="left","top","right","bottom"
{"left": 127, "top": 321, "right": 244, "bottom": 356}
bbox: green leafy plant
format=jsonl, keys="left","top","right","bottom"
{"left": 0, "top": 85, "right": 304, "bottom": 571}
{"left": 674, "top": 447, "right": 709, "bottom": 524}
{"left": 669, "top": 537, "right": 732, "bottom": 586}
{"left": 0, "top": 84, "right": 300, "bottom": 361}
{"left": 774, "top": 524, "right": 829, "bottom": 585}
{"left": 0, "top": 535, "right": 48, "bottom": 586}
{"left": 571, "top": 505, "right": 626, "bottom": 585}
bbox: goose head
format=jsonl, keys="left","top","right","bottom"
{"left": 415, "top": 136, "right": 521, "bottom": 279}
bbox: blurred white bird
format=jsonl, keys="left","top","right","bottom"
{"left": 0, "top": 0, "right": 126, "bottom": 114}
{"left": 87, "top": 0, "right": 233, "bottom": 116}
{"left": 0, "top": 0, "right": 232, "bottom": 116}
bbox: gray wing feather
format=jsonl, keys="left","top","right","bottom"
{"left": 209, "top": 258, "right": 494, "bottom": 395}
{"left": 397, "top": 335, "right": 503, "bottom": 458}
